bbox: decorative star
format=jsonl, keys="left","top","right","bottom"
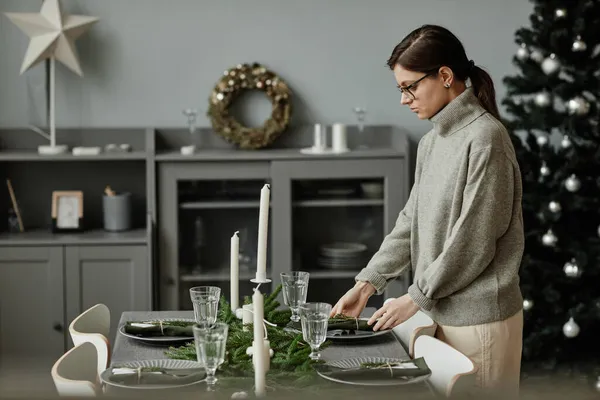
{"left": 4, "top": 0, "right": 99, "bottom": 76}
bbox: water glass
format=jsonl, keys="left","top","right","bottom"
{"left": 193, "top": 322, "right": 229, "bottom": 390}
{"left": 299, "top": 302, "right": 331, "bottom": 360}
{"left": 280, "top": 271, "right": 310, "bottom": 322}
{"left": 189, "top": 286, "right": 221, "bottom": 329}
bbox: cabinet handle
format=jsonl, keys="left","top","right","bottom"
{"left": 53, "top": 323, "right": 63, "bottom": 333}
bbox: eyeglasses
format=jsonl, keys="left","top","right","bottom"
{"left": 398, "top": 71, "right": 435, "bottom": 100}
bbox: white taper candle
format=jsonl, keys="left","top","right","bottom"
{"left": 230, "top": 231, "right": 240, "bottom": 311}
{"left": 255, "top": 184, "right": 270, "bottom": 282}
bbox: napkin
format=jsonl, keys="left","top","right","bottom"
{"left": 287, "top": 316, "right": 374, "bottom": 333}
{"left": 315, "top": 357, "right": 431, "bottom": 381}
{"left": 123, "top": 320, "right": 194, "bottom": 337}
{"left": 106, "top": 366, "right": 205, "bottom": 386}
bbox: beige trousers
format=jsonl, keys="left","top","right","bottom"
{"left": 435, "top": 309, "right": 523, "bottom": 398}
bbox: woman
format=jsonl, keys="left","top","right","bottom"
{"left": 331, "top": 24, "right": 524, "bottom": 396}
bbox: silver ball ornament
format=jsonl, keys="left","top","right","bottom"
{"left": 516, "top": 44, "right": 529, "bottom": 60}
{"left": 530, "top": 50, "right": 544, "bottom": 63}
{"left": 563, "top": 258, "right": 582, "bottom": 278}
{"left": 540, "top": 162, "right": 550, "bottom": 176}
{"left": 534, "top": 92, "right": 551, "bottom": 107}
{"left": 542, "top": 229, "right": 558, "bottom": 246}
{"left": 561, "top": 135, "right": 572, "bottom": 149}
{"left": 562, "top": 317, "right": 580, "bottom": 338}
{"left": 523, "top": 299, "right": 534, "bottom": 311}
{"left": 572, "top": 36, "right": 587, "bottom": 52}
{"left": 231, "top": 391, "right": 248, "bottom": 399}
{"left": 555, "top": 8, "right": 567, "bottom": 18}
{"left": 536, "top": 135, "right": 549, "bottom": 146}
{"left": 541, "top": 54, "right": 561, "bottom": 75}
{"left": 595, "top": 377, "right": 600, "bottom": 392}
{"left": 565, "top": 174, "right": 581, "bottom": 192}
{"left": 567, "top": 96, "right": 591, "bottom": 116}
{"left": 548, "top": 201, "right": 561, "bottom": 213}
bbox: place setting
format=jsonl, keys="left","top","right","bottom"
{"left": 102, "top": 286, "right": 225, "bottom": 392}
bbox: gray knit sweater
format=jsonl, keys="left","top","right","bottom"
{"left": 355, "top": 87, "right": 524, "bottom": 326}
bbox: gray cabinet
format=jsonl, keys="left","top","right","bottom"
{"left": 65, "top": 246, "right": 150, "bottom": 345}
{"left": 0, "top": 243, "right": 149, "bottom": 366}
{"left": 157, "top": 150, "right": 411, "bottom": 310}
{"left": 0, "top": 247, "right": 65, "bottom": 367}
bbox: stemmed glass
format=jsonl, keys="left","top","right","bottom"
{"left": 189, "top": 286, "right": 221, "bottom": 329}
{"left": 193, "top": 322, "right": 229, "bottom": 391}
{"left": 353, "top": 107, "right": 368, "bottom": 148}
{"left": 280, "top": 271, "right": 310, "bottom": 322}
{"left": 299, "top": 302, "right": 331, "bottom": 360}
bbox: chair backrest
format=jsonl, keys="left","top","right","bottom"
{"left": 51, "top": 342, "right": 100, "bottom": 397}
{"left": 391, "top": 309, "right": 437, "bottom": 357}
{"left": 414, "top": 335, "right": 477, "bottom": 398}
{"left": 69, "top": 304, "right": 111, "bottom": 377}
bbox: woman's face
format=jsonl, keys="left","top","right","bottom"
{"left": 393, "top": 64, "right": 451, "bottom": 120}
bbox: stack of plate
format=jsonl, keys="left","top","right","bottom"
{"left": 318, "top": 242, "right": 367, "bottom": 270}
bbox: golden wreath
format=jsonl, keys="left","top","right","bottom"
{"left": 207, "top": 63, "right": 292, "bottom": 149}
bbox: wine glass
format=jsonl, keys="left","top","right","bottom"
{"left": 299, "top": 302, "right": 331, "bottom": 360}
{"left": 353, "top": 107, "right": 368, "bottom": 148}
{"left": 193, "top": 322, "right": 229, "bottom": 391}
{"left": 280, "top": 271, "right": 310, "bottom": 322}
{"left": 182, "top": 108, "right": 198, "bottom": 135}
{"left": 189, "top": 286, "right": 221, "bottom": 329}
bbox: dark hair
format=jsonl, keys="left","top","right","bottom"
{"left": 387, "top": 24, "right": 500, "bottom": 120}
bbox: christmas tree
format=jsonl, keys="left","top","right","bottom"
{"left": 501, "top": 0, "right": 600, "bottom": 377}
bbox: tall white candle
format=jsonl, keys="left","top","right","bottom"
{"left": 253, "top": 289, "right": 266, "bottom": 397}
{"left": 230, "top": 231, "right": 240, "bottom": 311}
{"left": 255, "top": 184, "right": 270, "bottom": 282}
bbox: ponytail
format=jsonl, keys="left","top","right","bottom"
{"left": 470, "top": 66, "right": 500, "bottom": 121}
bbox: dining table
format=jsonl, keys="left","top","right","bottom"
{"left": 108, "top": 309, "right": 436, "bottom": 399}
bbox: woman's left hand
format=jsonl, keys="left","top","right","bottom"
{"left": 368, "top": 294, "right": 420, "bottom": 331}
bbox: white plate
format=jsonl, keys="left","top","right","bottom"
{"left": 316, "top": 356, "right": 430, "bottom": 386}
{"left": 287, "top": 318, "right": 391, "bottom": 341}
{"left": 118, "top": 318, "right": 195, "bottom": 345}
{"left": 101, "top": 359, "right": 205, "bottom": 390}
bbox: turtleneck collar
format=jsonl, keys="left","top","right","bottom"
{"left": 429, "top": 86, "right": 486, "bottom": 137}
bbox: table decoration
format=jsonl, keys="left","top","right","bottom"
{"left": 101, "top": 359, "right": 205, "bottom": 390}
{"left": 166, "top": 284, "right": 330, "bottom": 386}
{"left": 315, "top": 357, "right": 431, "bottom": 386}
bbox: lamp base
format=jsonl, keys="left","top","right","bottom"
{"left": 38, "top": 145, "right": 69, "bottom": 155}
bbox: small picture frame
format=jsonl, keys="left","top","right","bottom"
{"left": 51, "top": 191, "right": 84, "bottom": 232}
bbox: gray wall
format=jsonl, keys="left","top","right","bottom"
{"left": 0, "top": 0, "right": 532, "bottom": 143}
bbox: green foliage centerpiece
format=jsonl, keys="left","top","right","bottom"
{"left": 165, "top": 284, "right": 329, "bottom": 385}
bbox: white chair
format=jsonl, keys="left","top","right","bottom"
{"left": 414, "top": 335, "right": 477, "bottom": 398}
{"left": 51, "top": 342, "right": 100, "bottom": 397}
{"left": 69, "top": 304, "right": 111, "bottom": 377}
{"left": 392, "top": 309, "right": 437, "bottom": 357}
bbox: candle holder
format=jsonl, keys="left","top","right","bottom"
{"left": 250, "top": 276, "right": 272, "bottom": 284}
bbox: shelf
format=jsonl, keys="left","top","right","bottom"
{"left": 0, "top": 151, "right": 148, "bottom": 161}
{"left": 180, "top": 201, "right": 262, "bottom": 210}
{"left": 293, "top": 199, "right": 383, "bottom": 207}
{"left": 155, "top": 148, "right": 405, "bottom": 162}
{"left": 180, "top": 270, "right": 260, "bottom": 282}
{"left": 0, "top": 228, "right": 148, "bottom": 246}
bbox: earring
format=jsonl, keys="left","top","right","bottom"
{"left": 444, "top": 83, "right": 451, "bottom": 88}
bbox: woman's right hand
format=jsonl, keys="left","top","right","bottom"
{"left": 330, "top": 281, "right": 376, "bottom": 318}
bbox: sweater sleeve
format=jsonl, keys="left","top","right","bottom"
{"left": 354, "top": 183, "right": 416, "bottom": 294}
{"left": 407, "top": 147, "right": 516, "bottom": 311}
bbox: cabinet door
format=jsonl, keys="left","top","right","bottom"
{"left": 158, "top": 162, "right": 271, "bottom": 310}
{"left": 65, "top": 246, "right": 150, "bottom": 345}
{"left": 0, "top": 247, "right": 65, "bottom": 366}
{"left": 271, "top": 158, "right": 409, "bottom": 306}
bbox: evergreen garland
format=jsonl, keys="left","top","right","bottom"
{"left": 165, "top": 284, "right": 330, "bottom": 386}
